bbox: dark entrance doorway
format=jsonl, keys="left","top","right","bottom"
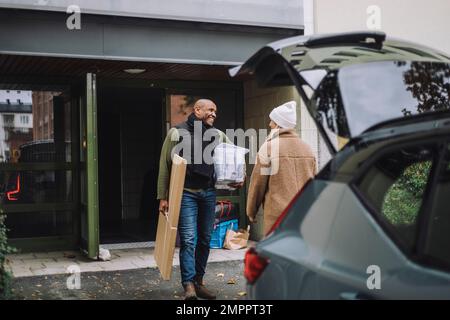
{"left": 97, "top": 86, "right": 164, "bottom": 244}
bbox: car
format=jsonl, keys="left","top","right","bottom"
{"left": 231, "top": 31, "right": 450, "bottom": 299}
{"left": 1, "top": 140, "right": 66, "bottom": 204}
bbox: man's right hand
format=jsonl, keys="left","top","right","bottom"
{"left": 248, "top": 215, "right": 257, "bottom": 224}
{"left": 159, "top": 200, "right": 169, "bottom": 215}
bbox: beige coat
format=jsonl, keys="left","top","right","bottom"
{"left": 246, "top": 129, "right": 316, "bottom": 235}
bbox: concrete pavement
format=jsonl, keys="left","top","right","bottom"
{"left": 11, "top": 260, "right": 247, "bottom": 300}
{"left": 6, "top": 245, "right": 250, "bottom": 278}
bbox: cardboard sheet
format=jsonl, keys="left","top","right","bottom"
{"left": 154, "top": 154, "right": 187, "bottom": 280}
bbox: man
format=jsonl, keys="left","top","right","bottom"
{"left": 246, "top": 101, "right": 316, "bottom": 235}
{"left": 157, "top": 99, "right": 242, "bottom": 300}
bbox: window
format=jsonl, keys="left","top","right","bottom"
{"left": 20, "top": 115, "right": 29, "bottom": 124}
{"left": 0, "top": 91, "right": 69, "bottom": 163}
{"left": 315, "top": 61, "right": 450, "bottom": 146}
{"left": 3, "top": 114, "right": 14, "bottom": 127}
{"left": 357, "top": 143, "right": 437, "bottom": 251}
{"left": 424, "top": 143, "right": 450, "bottom": 268}
{"left": 0, "top": 86, "right": 75, "bottom": 243}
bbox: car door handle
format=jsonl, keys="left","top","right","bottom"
{"left": 339, "top": 292, "right": 374, "bottom": 300}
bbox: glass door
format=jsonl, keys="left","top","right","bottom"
{"left": 0, "top": 85, "right": 77, "bottom": 251}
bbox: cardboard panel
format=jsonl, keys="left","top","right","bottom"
{"left": 155, "top": 214, "right": 178, "bottom": 280}
{"left": 154, "top": 212, "right": 166, "bottom": 265}
{"left": 167, "top": 154, "right": 187, "bottom": 228}
{"left": 155, "top": 154, "right": 187, "bottom": 280}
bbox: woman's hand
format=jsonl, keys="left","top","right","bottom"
{"left": 228, "top": 182, "right": 244, "bottom": 189}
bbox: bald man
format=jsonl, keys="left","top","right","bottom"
{"left": 157, "top": 99, "right": 241, "bottom": 300}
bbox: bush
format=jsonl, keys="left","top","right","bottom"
{"left": 0, "top": 209, "right": 15, "bottom": 300}
{"left": 382, "top": 161, "right": 431, "bottom": 226}
{"left": 399, "top": 161, "right": 431, "bottom": 198}
{"left": 383, "top": 183, "right": 421, "bottom": 225}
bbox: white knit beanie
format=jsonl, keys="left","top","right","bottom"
{"left": 269, "top": 101, "right": 297, "bottom": 129}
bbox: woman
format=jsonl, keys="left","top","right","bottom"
{"left": 246, "top": 100, "right": 317, "bottom": 235}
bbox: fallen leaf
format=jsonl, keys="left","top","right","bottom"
{"left": 227, "top": 278, "right": 236, "bottom": 285}
{"left": 216, "top": 273, "right": 225, "bottom": 278}
{"left": 238, "top": 292, "right": 247, "bottom": 297}
{"left": 174, "top": 295, "right": 180, "bottom": 299}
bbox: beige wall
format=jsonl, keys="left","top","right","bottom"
{"left": 244, "top": 82, "right": 300, "bottom": 134}
{"left": 308, "top": 0, "right": 450, "bottom": 167}
{"left": 314, "top": 0, "right": 450, "bottom": 55}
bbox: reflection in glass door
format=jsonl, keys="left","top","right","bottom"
{"left": 0, "top": 86, "right": 78, "bottom": 251}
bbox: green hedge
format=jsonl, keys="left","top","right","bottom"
{"left": 399, "top": 161, "right": 431, "bottom": 198}
{"left": 383, "top": 161, "right": 432, "bottom": 226}
{"left": 0, "top": 210, "right": 15, "bottom": 300}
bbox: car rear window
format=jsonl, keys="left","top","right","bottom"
{"left": 315, "top": 61, "right": 450, "bottom": 144}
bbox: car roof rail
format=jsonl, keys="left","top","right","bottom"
{"left": 304, "top": 31, "right": 386, "bottom": 49}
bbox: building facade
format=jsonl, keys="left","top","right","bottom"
{"left": 0, "top": 90, "right": 33, "bottom": 163}
{"left": 2, "top": 1, "right": 449, "bottom": 256}
{"left": 0, "top": 1, "right": 305, "bottom": 256}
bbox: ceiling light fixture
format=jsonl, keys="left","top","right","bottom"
{"left": 123, "top": 68, "right": 146, "bottom": 74}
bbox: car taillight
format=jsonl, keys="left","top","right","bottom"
{"left": 244, "top": 247, "right": 269, "bottom": 285}
{"left": 266, "top": 178, "right": 312, "bottom": 236}
{"left": 7, "top": 174, "right": 20, "bottom": 201}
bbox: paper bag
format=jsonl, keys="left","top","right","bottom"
{"left": 223, "top": 225, "right": 250, "bottom": 250}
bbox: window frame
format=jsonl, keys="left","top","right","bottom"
{"left": 350, "top": 135, "right": 448, "bottom": 271}
{"left": 414, "top": 139, "right": 450, "bottom": 272}
{"left": 20, "top": 114, "right": 28, "bottom": 124}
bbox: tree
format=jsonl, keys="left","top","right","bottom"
{"left": 399, "top": 61, "right": 450, "bottom": 115}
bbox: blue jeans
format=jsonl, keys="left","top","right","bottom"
{"left": 178, "top": 188, "right": 216, "bottom": 285}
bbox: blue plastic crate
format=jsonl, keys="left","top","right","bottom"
{"left": 210, "top": 219, "right": 238, "bottom": 249}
